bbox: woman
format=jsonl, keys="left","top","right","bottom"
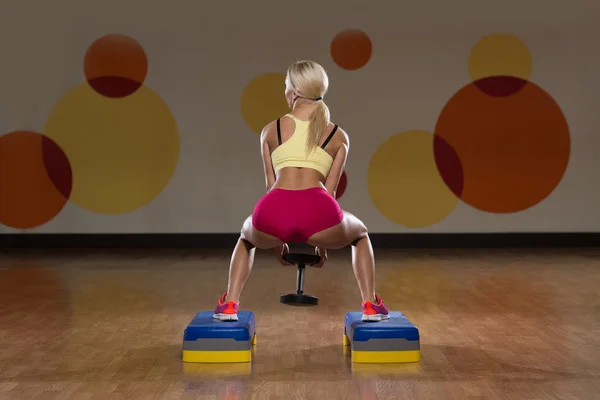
{"left": 214, "top": 60, "right": 389, "bottom": 322}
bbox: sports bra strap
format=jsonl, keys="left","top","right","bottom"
{"left": 321, "top": 125, "right": 338, "bottom": 149}
{"left": 276, "top": 117, "right": 338, "bottom": 148}
{"left": 276, "top": 118, "right": 282, "bottom": 145}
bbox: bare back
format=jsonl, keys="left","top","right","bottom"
{"left": 260, "top": 111, "right": 349, "bottom": 197}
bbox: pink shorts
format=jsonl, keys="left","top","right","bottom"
{"left": 252, "top": 187, "right": 344, "bottom": 243}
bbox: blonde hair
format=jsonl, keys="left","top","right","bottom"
{"left": 286, "top": 60, "right": 330, "bottom": 153}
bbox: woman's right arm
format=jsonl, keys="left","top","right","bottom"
{"left": 260, "top": 123, "right": 276, "bottom": 192}
{"left": 261, "top": 122, "right": 292, "bottom": 265}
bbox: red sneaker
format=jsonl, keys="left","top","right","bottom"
{"left": 213, "top": 292, "right": 239, "bottom": 321}
{"left": 362, "top": 294, "right": 390, "bottom": 322}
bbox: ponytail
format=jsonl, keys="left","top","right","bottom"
{"left": 285, "top": 60, "right": 330, "bottom": 153}
{"left": 306, "top": 100, "right": 330, "bottom": 154}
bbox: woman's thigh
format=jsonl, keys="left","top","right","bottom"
{"left": 240, "top": 215, "right": 284, "bottom": 249}
{"left": 306, "top": 211, "right": 367, "bottom": 249}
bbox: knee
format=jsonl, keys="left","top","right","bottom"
{"left": 239, "top": 217, "right": 257, "bottom": 248}
{"left": 351, "top": 224, "right": 368, "bottom": 247}
{"left": 238, "top": 235, "right": 256, "bottom": 250}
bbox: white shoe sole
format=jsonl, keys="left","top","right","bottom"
{"left": 362, "top": 313, "right": 390, "bottom": 322}
{"left": 213, "top": 313, "right": 238, "bottom": 321}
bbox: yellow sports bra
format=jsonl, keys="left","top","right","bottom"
{"left": 271, "top": 114, "right": 339, "bottom": 177}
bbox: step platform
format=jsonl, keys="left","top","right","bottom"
{"left": 182, "top": 311, "right": 256, "bottom": 363}
{"left": 344, "top": 311, "right": 420, "bottom": 363}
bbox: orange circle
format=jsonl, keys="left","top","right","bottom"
{"left": 0, "top": 131, "right": 71, "bottom": 228}
{"left": 330, "top": 29, "right": 372, "bottom": 70}
{"left": 84, "top": 34, "right": 147, "bottom": 82}
{"left": 435, "top": 79, "right": 570, "bottom": 213}
{"left": 84, "top": 34, "right": 147, "bottom": 97}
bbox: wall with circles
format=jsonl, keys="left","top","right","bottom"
{"left": 0, "top": 1, "right": 597, "bottom": 234}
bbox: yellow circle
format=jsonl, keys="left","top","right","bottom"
{"left": 468, "top": 33, "right": 532, "bottom": 81}
{"left": 367, "top": 130, "right": 459, "bottom": 228}
{"left": 44, "top": 83, "right": 179, "bottom": 214}
{"left": 240, "top": 73, "right": 290, "bottom": 134}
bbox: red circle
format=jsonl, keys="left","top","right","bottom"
{"left": 434, "top": 78, "right": 570, "bottom": 213}
{"left": 330, "top": 29, "right": 372, "bottom": 70}
{"left": 0, "top": 131, "right": 72, "bottom": 228}
{"left": 84, "top": 34, "right": 147, "bottom": 98}
{"left": 474, "top": 75, "right": 528, "bottom": 97}
{"left": 433, "top": 135, "right": 464, "bottom": 198}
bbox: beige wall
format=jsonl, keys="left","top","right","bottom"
{"left": 0, "top": 0, "right": 598, "bottom": 233}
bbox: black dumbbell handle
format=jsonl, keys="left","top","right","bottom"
{"left": 296, "top": 264, "right": 305, "bottom": 295}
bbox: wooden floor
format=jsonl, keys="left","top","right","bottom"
{"left": 0, "top": 247, "right": 599, "bottom": 399}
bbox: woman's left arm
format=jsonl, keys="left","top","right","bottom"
{"left": 324, "top": 128, "right": 349, "bottom": 198}
{"left": 261, "top": 123, "right": 290, "bottom": 264}
{"left": 260, "top": 124, "right": 276, "bottom": 192}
